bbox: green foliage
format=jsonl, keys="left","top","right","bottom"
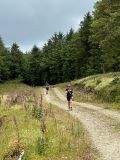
{"left": 9, "top": 43, "right": 24, "bottom": 79}
{"left": 32, "top": 106, "right": 43, "bottom": 120}
{"left": 36, "top": 137, "right": 47, "bottom": 155}
{"left": 96, "top": 79, "right": 102, "bottom": 86}
{"left": 0, "top": 37, "right": 10, "bottom": 82}
{"left": 91, "top": 0, "right": 120, "bottom": 72}
{"left": 99, "top": 77, "right": 120, "bottom": 103}
{"left": 72, "top": 73, "right": 120, "bottom": 108}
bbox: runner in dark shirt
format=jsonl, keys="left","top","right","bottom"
{"left": 45, "top": 82, "right": 49, "bottom": 94}
{"left": 66, "top": 83, "right": 73, "bottom": 111}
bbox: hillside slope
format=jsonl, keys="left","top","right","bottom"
{"left": 58, "top": 72, "right": 120, "bottom": 110}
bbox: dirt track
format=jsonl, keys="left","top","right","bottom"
{"left": 43, "top": 87, "right": 120, "bottom": 160}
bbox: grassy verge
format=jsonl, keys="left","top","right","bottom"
{"left": 0, "top": 80, "right": 33, "bottom": 94}
{"left": 57, "top": 72, "right": 120, "bottom": 110}
{"left": 0, "top": 81, "right": 97, "bottom": 160}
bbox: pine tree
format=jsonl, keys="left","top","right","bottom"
{"left": 0, "top": 37, "right": 10, "bottom": 82}
{"left": 91, "top": 0, "right": 120, "bottom": 72}
{"left": 9, "top": 43, "right": 24, "bottom": 79}
{"left": 29, "top": 45, "right": 42, "bottom": 85}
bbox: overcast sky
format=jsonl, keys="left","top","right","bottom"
{"left": 0, "top": 0, "right": 98, "bottom": 52}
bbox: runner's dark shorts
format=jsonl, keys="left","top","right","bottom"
{"left": 46, "top": 87, "right": 49, "bottom": 90}
{"left": 67, "top": 96, "right": 72, "bottom": 101}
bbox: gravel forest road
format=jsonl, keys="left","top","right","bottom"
{"left": 43, "top": 87, "right": 120, "bottom": 160}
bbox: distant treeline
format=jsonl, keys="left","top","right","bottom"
{"left": 0, "top": 0, "right": 120, "bottom": 85}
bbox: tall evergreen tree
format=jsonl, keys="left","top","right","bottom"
{"left": 28, "top": 45, "right": 42, "bottom": 85}
{"left": 9, "top": 43, "right": 24, "bottom": 79}
{"left": 0, "top": 37, "right": 10, "bottom": 82}
{"left": 91, "top": 0, "right": 120, "bottom": 72}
